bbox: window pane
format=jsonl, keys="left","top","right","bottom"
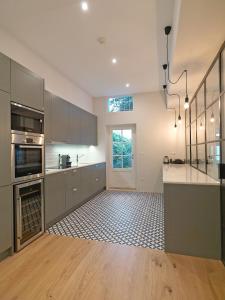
{"left": 186, "top": 146, "right": 190, "bottom": 163}
{"left": 207, "top": 142, "right": 220, "bottom": 180}
{"left": 108, "top": 96, "right": 133, "bottom": 112}
{"left": 191, "top": 98, "right": 196, "bottom": 122}
{"left": 197, "top": 115, "right": 205, "bottom": 144}
{"left": 123, "top": 156, "right": 132, "bottom": 168}
{"left": 206, "top": 59, "right": 220, "bottom": 107}
{"left": 112, "top": 130, "right": 122, "bottom": 142}
{"left": 122, "top": 143, "right": 132, "bottom": 156}
{"left": 221, "top": 94, "right": 225, "bottom": 139}
{"left": 122, "top": 129, "right": 132, "bottom": 140}
{"left": 197, "top": 84, "right": 205, "bottom": 117}
{"left": 186, "top": 126, "right": 190, "bottom": 145}
{"left": 197, "top": 144, "right": 206, "bottom": 173}
{"left": 222, "top": 48, "right": 225, "bottom": 92}
{"left": 113, "top": 143, "right": 123, "bottom": 155}
{"left": 113, "top": 156, "right": 122, "bottom": 168}
{"left": 206, "top": 100, "right": 220, "bottom": 141}
{"left": 191, "top": 121, "right": 196, "bottom": 144}
{"left": 191, "top": 145, "right": 197, "bottom": 167}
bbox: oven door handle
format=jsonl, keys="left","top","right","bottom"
{"left": 18, "top": 145, "right": 43, "bottom": 149}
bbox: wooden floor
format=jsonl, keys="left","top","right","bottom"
{"left": 0, "top": 234, "right": 224, "bottom": 300}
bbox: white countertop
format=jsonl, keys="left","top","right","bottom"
{"left": 163, "top": 164, "right": 220, "bottom": 186}
{"left": 45, "top": 162, "right": 106, "bottom": 175}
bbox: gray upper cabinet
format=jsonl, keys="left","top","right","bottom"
{"left": 89, "top": 113, "right": 97, "bottom": 146}
{"left": 0, "top": 185, "right": 13, "bottom": 254}
{"left": 44, "top": 91, "right": 53, "bottom": 143}
{"left": 0, "top": 91, "right": 11, "bottom": 187}
{"left": 0, "top": 53, "right": 10, "bottom": 93}
{"left": 69, "top": 104, "right": 81, "bottom": 144}
{"left": 11, "top": 60, "right": 44, "bottom": 111}
{"left": 51, "top": 96, "right": 70, "bottom": 143}
{"left": 80, "top": 110, "right": 97, "bottom": 146}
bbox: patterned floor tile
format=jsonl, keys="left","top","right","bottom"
{"left": 47, "top": 191, "right": 164, "bottom": 250}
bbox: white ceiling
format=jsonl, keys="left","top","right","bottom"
{"left": 0, "top": 0, "right": 174, "bottom": 98}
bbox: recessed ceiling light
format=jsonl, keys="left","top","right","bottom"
{"left": 126, "top": 83, "right": 130, "bottom": 88}
{"left": 112, "top": 58, "right": 117, "bottom": 64}
{"left": 81, "top": 1, "right": 88, "bottom": 11}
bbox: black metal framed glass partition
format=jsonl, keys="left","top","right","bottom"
{"left": 185, "top": 42, "right": 225, "bottom": 180}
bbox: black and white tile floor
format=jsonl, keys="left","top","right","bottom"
{"left": 47, "top": 190, "right": 164, "bottom": 250}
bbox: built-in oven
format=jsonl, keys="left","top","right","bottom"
{"left": 14, "top": 179, "right": 44, "bottom": 251}
{"left": 11, "top": 102, "right": 44, "bottom": 135}
{"left": 11, "top": 133, "right": 44, "bottom": 183}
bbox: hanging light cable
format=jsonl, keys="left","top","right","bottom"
{"left": 163, "top": 26, "right": 189, "bottom": 109}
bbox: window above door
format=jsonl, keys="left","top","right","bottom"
{"left": 108, "top": 96, "right": 133, "bottom": 112}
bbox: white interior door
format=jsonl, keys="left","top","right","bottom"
{"left": 107, "top": 125, "right": 136, "bottom": 190}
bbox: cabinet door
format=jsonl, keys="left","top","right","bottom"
{"left": 44, "top": 91, "right": 53, "bottom": 143}
{"left": 0, "top": 53, "right": 10, "bottom": 93}
{"left": 0, "top": 186, "right": 13, "bottom": 254}
{"left": 51, "top": 96, "right": 70, "bottom": 143}
{"left": 66, "top": 168, "right": 82, "bottom": 210}
{"left": 45, "top": 172, "right": 67, "bottom": 226}
{"left": 89, "top": 114, "right": 97, "bottom": 146}
{"left": 69, "top": 104, "right": 81, "bottom": 144}
{"left": 80, "top": 166, "right": 93, "bottom": 200}
{"left": 80, "top": 109, "right": 89, "bottom": 145}
{"left": 0, "top": 91, "right": 11, "bottom": 187}
{"left": 92, "top": 163, "right": 106, "bottom": 193}
{"left": 11, "top": 61, "right": 44, "bottom": 111}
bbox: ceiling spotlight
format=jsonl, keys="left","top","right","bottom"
{"left": 126, "top": 83, "right": 130, "bottom": 88}
{"left": 81, "top": 1, "right": 88, "bottom": 11}
{"left": 112, "top": 58, "right": 117, "bottom": 64}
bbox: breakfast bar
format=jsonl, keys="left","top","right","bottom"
{"left": 163, "top": 164, "right": 221, "bottom": 259}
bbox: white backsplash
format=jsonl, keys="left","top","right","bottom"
{"left": 45, "top": 144, "right": 99, "bottom": 168}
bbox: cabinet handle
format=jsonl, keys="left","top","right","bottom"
{"left": 73, "top": 170, "right": 77, "bottom": 173}
{"left": 73, "top": 188, "right": 78, "bottom": 192}
{"left": 96, "top": 178, "right": 99, "bottom": 182}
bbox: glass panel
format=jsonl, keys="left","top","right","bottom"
{"left": 112, "top": 130, "right": 122, "bottom": 142}
{"left": 191, "top": 121, "right": 196, "bottom": 144}
{"left": 207, "top": 142, "right": 220, "bottom": 180}
{"left": 197, "top": 144, "right": 206, "bottom": 173}
{"left": 197, "top": 115, "right": 205, "bottom": 144}
{"left": 222, "top": 94, "right": 225, "bottom": 139}
{"left": 197, "top": 84, "right": 205, "bottom": 117}
{"left": 191, "top": 145, "right": 197, "bottom": 167}
{"left": 206, "top": 59, "right": 220, "bottom": 107}
{"left": 186, "top": 146, "right": 190, "bottom": 163}
{"left": 108, "top": 96, "right": 133, "bottom": 112}
{"left": 185, "top": 108, "right": 190, "bottom": 127}
{"left": 113, "top": 156, "right": 122, "bottom": 168}
{"left": 123, "top": 156, "right": 132, "bottom": 168}
{"left": 222, "top": 48, "right": 225, "bottom": 92}
{"left": 186, "top": 126, "right": 190, "bottom": 145}
{"left": 206, "top": 100, "right": 220, "bottom": 141}
{"left": 191, "top": 98, "right": 196, "bottom": 122}
{"left": 112, "top": 143, "right": 123, "bottom": 155}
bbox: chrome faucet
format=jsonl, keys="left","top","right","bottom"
{"left": 76, "top": 154, "right": 85, "bottom": 166}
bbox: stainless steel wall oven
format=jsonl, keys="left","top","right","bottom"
{"left": 14, "top": 179, "right": 44, "bottom": 251}
{"left": 11, "top": 133, "right": 44, "bottom": 183}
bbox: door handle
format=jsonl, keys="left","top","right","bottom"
{"left": 17, "top": 197, "right": 22, "bottom": 240}
{"left": 73, "top": 188, "right": 78, "bottom": 192}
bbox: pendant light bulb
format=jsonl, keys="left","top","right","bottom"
{"left": 184, "top": 96, "right": 189, "bottom": 110}
{"left": 210, "top": 112, "right": 215, "bottom": 123}
{"left": 178, "top": 115, "right": 182, "bottom": 125}
{"left": 200, "top": 122, "right": 203, "bottom": 130}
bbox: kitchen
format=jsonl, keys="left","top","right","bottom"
{"left": 0, "top": 0, "right": 225, "bottom": 299}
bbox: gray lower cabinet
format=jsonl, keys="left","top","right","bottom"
{"left": 11, "top": 60, "right": 44, "bottom": 111}
{"left": 0, "top": 90, "right": 11, "bottom": 187}
{"left": 45, "top": 164, "right": 106, "bottom": 227}
{"left": 0, "top": 185, "right": 13, "bottom": 256}
{"left": 45, "top": 171, "right": 68, "bottom": 226}
{"left": 66, "top": 168, "right": 83, "bottom": 210}
{"left": 0, "top": 52, "right": 10, "bottom": 93}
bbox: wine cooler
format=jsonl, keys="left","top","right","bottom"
{"left": 14, "top": 179, "right": 44, "bottom": 251}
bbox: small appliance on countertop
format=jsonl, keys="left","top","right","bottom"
{"left": 163, "top": 156, "right": 170, "bottom": 164}
{"left": 59, "top": 154, "right": 72, "bottom": 169}
{"left": 171, "top": 159, "right": 185, "bottom": 164}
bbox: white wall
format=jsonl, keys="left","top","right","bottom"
{"left": 93, "top": 92, "right": 185, "bottom": 193}
{"left": 0, "top": 27, "right": 93, "bottom": 112}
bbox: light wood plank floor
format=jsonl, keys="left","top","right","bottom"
{"left": 0, "top": 234, "right": 224, "bottom": 300}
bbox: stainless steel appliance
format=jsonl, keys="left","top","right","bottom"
{"left": 11, "top": 133, "right": 44, "bottom": 183}
{"left": 59, "top": 154, "right": 72, "bottom": 169}
{"left": 14, "top": 179, "right": 44, "bottom": 251}
{"left": 11, "top": 102, "right": 44, "bottom": 135}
